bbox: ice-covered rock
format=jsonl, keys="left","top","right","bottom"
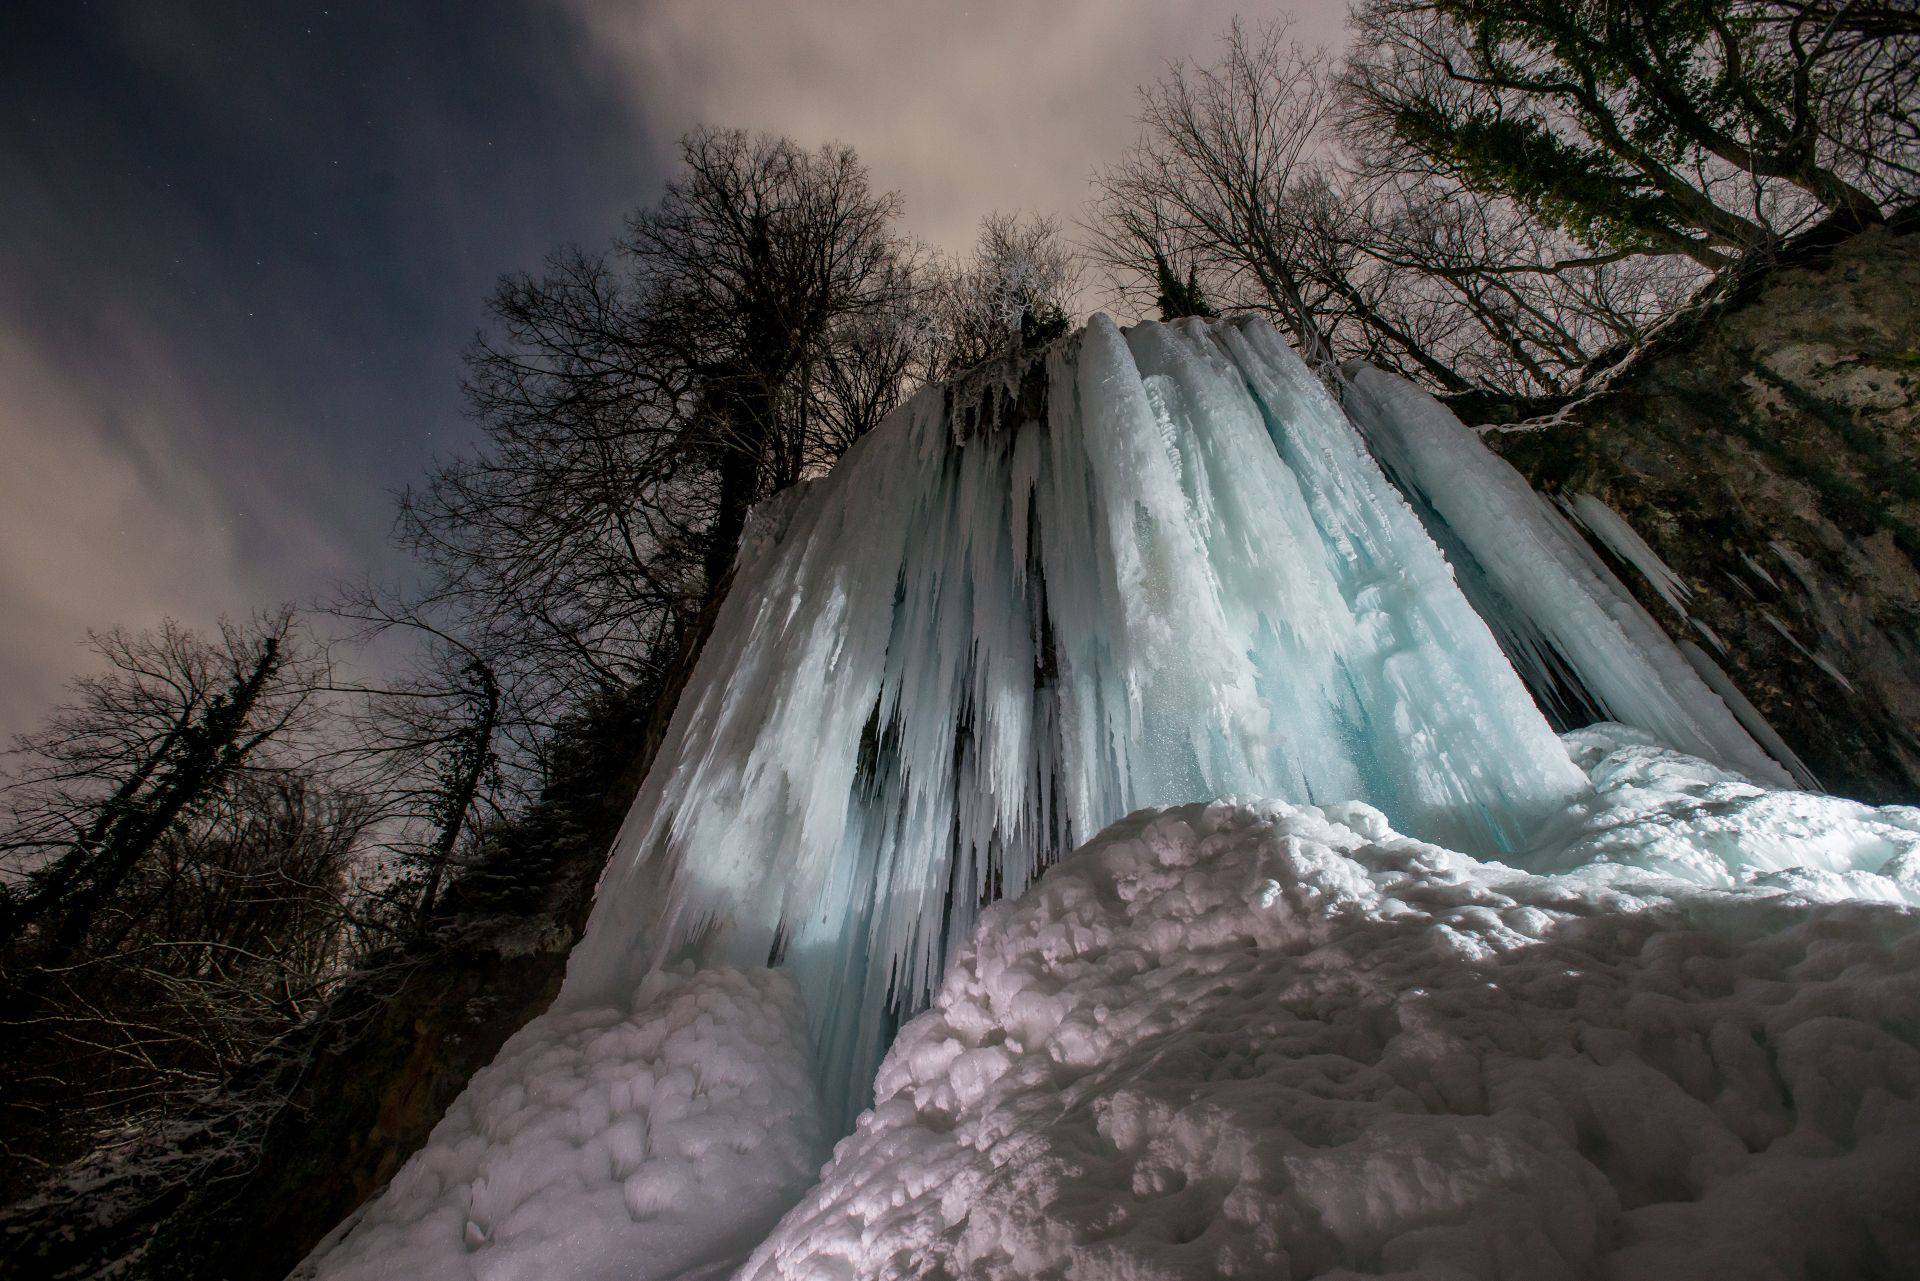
{"left": 1341, "top": 365, "right": 1807, "bottom": 788}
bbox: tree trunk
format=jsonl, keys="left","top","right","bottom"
{"left": 40, "top": 640, "right": 282, "bottom": 966}
{"left": 413, "top": 662, "right": 500, "bottom": 931}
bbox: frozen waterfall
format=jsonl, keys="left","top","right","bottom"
{"left": 559, "top": 314, "right": 1592, "bottom": 1122}
{"left": 302, "top": 316, "right": 1912, "bottom": 1281}
{"left": 1340, "top": 365, "right": 1807, "bottom": 789}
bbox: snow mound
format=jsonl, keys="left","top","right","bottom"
{"left": 1546, "top": 725, "right": 1920, "bottom": 898}
{"left": 743, "top": 769, "right": 1920, "bottom": 1279}
{"left": 302, "top": 967, "right": 827, "bottom": 1281}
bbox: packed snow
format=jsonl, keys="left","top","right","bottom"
{"left": 300, "top": 317, "right": 1920, "bottom": 1280}
{"left": 302, "top": 729, "right": 1920, "bottom": 1281}
{"left": 300, "top": 968, "right": 827, "bottom": 1281}
{"left": 744, "top": 732, "right": 1920, "bottom": 1280}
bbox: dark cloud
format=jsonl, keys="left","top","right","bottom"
{"left": 0, "top": 0, "right": 661, "bottom": 738}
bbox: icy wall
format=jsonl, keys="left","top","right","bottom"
{"left": 1342, "top": 367, "right": 1810, "bottom": 789}
{"left": 559, "top": 315, "right": 1592, "bottom": 1124}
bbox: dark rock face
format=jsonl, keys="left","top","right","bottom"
{"left": 1483, "top": 218, "right": 1920, "bottom": 804}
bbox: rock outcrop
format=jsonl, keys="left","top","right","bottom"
{"left": 1481, "top": 214, "right": 1920, "bottom": 804}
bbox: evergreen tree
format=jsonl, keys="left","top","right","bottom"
{"left": 1348, "top": 0, "right": 1907, "bottom": 264}
{"left": 1153, "top": 252, "right": 1217, "bottom": 321}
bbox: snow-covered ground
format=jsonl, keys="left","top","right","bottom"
{"left": 745, "top": 728, "right": 1920, "bottom": 1280}
{"left": 300, "top": 968, "right": 828, "bottom": 1281}
{"left": 304, "top": 727, "right": 1920, "bottom": 1281}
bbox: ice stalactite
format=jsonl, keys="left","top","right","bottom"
{"left": 559, "top": 315, "right": 1589, "bottom": 1127}
{"left": 1341, "top": 365, "right": 1808, "bottom": 788}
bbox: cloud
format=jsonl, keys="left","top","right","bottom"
{"left": 0, "top": 0, "right": 1354, "bottom": 740}
{"left": 567, "top": 0, "right": 1348, "bottom": 255}
{"left": 0, "top": 316, "right": 352, "bottom": 740}
{"left": 0, "top": 0, "right": 659, "bottom": 742}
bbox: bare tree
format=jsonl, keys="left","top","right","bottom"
{"left": 1, "top": 611, "right": 327, "bottom": 967}
{"left": 0, "top": 766, "right": 370, "bottom": 1197}
{"left": 1089, "top": 19, "right": 1706, "bottom": 397}
{"left": 1767, "top": 0, "right": 1920, "bottom": 206}
{"left": 1340, "top": 169, "right": 1703, "bottom": 393}
{"left": 622, "top": 128, "right": 914, "bottom": 587}
{"left": 1088, "top": 22, "right": 1350, "bottom": 367}
{"left": 774, "top": 238, "right": 950, "bottom": 466}
{"left": 417, "top": 244, "right": 710, "bottom": 729}
{"left": 418, "top": 130, "right": 917, "bottom": 741}
{"left": 322, "top": 585, "right": 509, "bottom": 937}
{"left": 1084, "top": 175, "right": 1219, "bottom": 321}
{"left": 0, "top": 614, "right": 363, "bottom": 1199}
{"left": 923, "top": 213, "right": 1084, "bottom": 380}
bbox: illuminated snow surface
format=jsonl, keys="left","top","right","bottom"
{"left": 301, "top": 317, "right": 1920, "bottom": 1279}
{"left": 308, "top": 728, "right": 1920, "bottom": 1281}
{"left": 742, "top": 728, "right": 1920, "bottom": 1281}
{"left": 299, "top": 967, "right": 827, "bottom": 1281}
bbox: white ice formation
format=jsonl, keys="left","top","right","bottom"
{"left": 564, "top": 316, "right": 1590, "bottom": 1125}
{"left": 302, "top": 317, "right": 1920, "bottom": 1281}
{"left": 300, "top": 967, "right": 827, "bottom": 1281}
{"left": 744, "top": 737, "right": 1920, "bottom": 1280}
{"left": 1340, "top": 366, "right": 1807, "bottom": 788}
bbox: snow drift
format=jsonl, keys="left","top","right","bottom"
{"left": 745, "top": 730, "right": 1920, "bottom": 1280}
{"left": 300, "top": 968, "right": 827, "bottom": 1281}
{"left": 306, "top": 730, "right": 1920, "bottom": 1281}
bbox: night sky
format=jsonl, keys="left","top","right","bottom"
{"left": 1, "top": 1, "right": 657, "bottom": 738}
{"left": 0, "top": 0, "right": 1339, "bottom": 740}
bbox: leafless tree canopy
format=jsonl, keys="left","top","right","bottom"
{"left": 1, "top": 612, "right": 327, "bottom": 958}
{"left": 1090, "top": 6, "right": 1914, "bottom": 398}
{"left": 922, "top": 212, "right": 1084, "bottom": 380}
{"left": 1086, "top": 21, "right": 1694, "bottom": 396}
{"left": 0, "top": 613, "right": 361, "bottom": 1194}
{"left": 400, "top": 129, "right": 923, "bottom": 753}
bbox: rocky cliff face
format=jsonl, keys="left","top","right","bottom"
{"left": 1482, "top": 216, "right": 1920, "bottom": 804}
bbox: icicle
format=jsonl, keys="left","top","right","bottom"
{"left": 1341, "top": 364, "right": 1800, "bottom": 789}
{"left": 561, "top": 318, "right": 1590, "bottom": 1126}
{"left": 1558, "top": 492, "right": 1693, "bottom": 616}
